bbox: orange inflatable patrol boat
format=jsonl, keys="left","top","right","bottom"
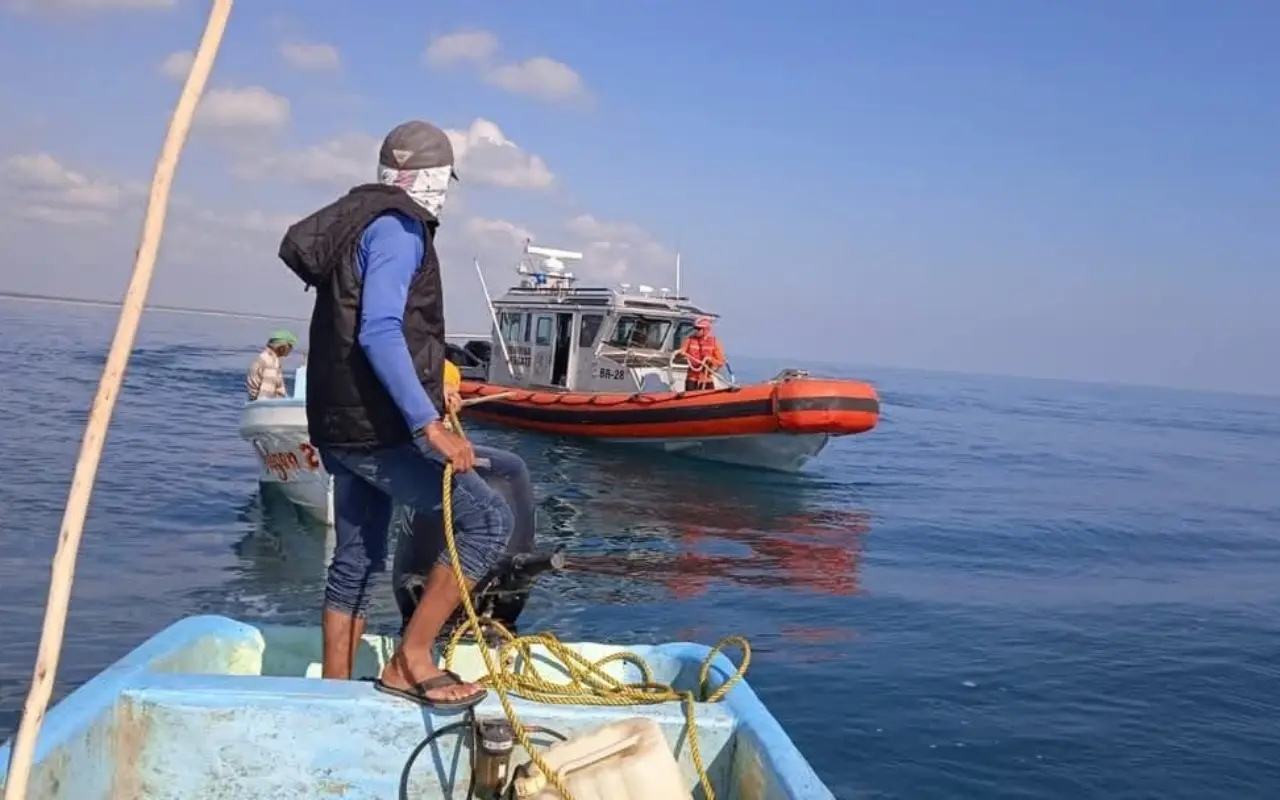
{"left": 462, "top": 370, "right": 874, "bottom": 432}
{"left": 447, "top": 243, "right": 881, "bottom": 472}
{"left": 458, "top": 373, "right": 878, "bottom": 472}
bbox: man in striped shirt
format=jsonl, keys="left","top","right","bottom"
{"left": 245, "top": 330, "right": 297, "bottom": 401}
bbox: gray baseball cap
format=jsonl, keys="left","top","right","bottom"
{"left": 378, "top": 120, "right": 458, "bottom": 178}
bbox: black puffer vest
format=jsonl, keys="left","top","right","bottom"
{"left": 278, "top": 184, "right": 446, "bottom": 449}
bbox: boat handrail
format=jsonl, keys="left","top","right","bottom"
{"left": 666, "top": 349, "right": 739, "bottom": 390}
{"left": 3, "top": 3, "right": 234, "bottom": 796}
{"left": 598, "top": 346, "right": 670, "bottom": 366}
{"left": 770, "top": 368, "right": 809, "bottom": 383}
{"left": 597, "top": 347, "right": 645, "bottom": 391}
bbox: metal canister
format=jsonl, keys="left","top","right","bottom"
{"left": 472, "top": 718, "right": 516, "bottom": 799}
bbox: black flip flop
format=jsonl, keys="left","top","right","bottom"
{"left": 372, "top": 670, "right": 488, "bottom": 713}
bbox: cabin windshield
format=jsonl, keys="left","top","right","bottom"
{"left": 497, "top": 311, "right": 523, "bottom": 345}
{"left": 672, "top": 320, "right": 697, "bottom": 350}
{"left": 579, "top": 314, "right": 605, "bottom": 348}
{"left": 606, "top": 315, "right": 672, "bottom": 351}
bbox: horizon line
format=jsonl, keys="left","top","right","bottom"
{"left": 0, "top": 289, "right": 308, "bottom": 323}
{"left": 4, "top": 289, "right": 1277, "bottom": 402}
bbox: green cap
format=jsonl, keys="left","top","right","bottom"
{"left": 268, "top": 329, "right": 298, "bottom": 346}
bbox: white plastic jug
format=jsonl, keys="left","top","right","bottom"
{"left": 511, "top": 717, "right": 692, "bottom": 800}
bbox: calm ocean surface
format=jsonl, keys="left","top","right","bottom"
{"left": 1, "top": 297, "right": 1278, "bottom": 798}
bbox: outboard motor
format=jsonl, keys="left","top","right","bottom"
{"left": 390, "top": 451, "right": 563, "bottom": 642}
{"left": 463, "top": 339, "right": 493, "bottom": 366}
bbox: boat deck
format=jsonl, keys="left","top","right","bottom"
{"left": 0, "top": 616, "right": 832, "bottom": 799}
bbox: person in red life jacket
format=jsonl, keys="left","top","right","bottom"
{"left": 678, "top": 316, "right": 725, "bottom": 391}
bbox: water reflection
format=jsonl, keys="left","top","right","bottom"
{"left": 538, "top": 446, "right": 872, "bottom": 599}
{"left": 232, "top": 484, "right": 334, "bottom": 584}
{"left": 209, "top": 485, "right": 345, "bottom": 624}
{"left": 219, "top": 438, "right": 873, "bottom": 628}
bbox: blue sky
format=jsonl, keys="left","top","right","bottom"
{"left": 0, "top": 0, "right": 1276, "bottom": 395}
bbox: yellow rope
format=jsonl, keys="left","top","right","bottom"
{"left": 437, "top": 411, "right": 750, "bottom": 800}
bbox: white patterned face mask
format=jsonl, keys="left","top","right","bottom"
{"left": 377, "top": 164, "right": 453, "bottom": 217}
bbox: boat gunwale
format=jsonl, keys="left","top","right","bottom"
{"left": 0, "top": 615, "right": 833, "bottom": 799}
{"left": 458, "top": 379, "right": 880, "bottom": 439}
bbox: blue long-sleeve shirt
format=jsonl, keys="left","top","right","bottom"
{"left": 356, "top": 211, "right": 439, "bottom": 433}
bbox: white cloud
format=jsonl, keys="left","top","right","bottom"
{"left": 446, "top": 119, "right": 554, "bottom": 190}
{"left": 149, "top": 204, "right": 315, "bottom": 318}
{"left": 484, "top": 57, "right": 584, "bottom": 103}
{"left": 0, "top": 154, "right": 294, "bottom": 240}
{"left": 0, "top": 149, "right": 674, "bottom": 325}
{"left": 279, "top": 41, "right": 341, "bottom": 73}
{"left": 443, "top": 212, "right": 674, "bottom": 291}
{"left": 192, "top": 208, "right": 299, "bottom": 235}
{"left": 0, "top": 148, "right": 313, "bottom": 317}
{"left": 451, "top": 216, "right": 536, "bottom": 267}
{"left": 424, "top": 29, "right": 499, "bottom": 68}
{"left": 564, "top": 214, "right": 676, "bottom": 281}
{"left": 158, "top": 50, "right": 193, "bottom": 80}
{"left": 5, "top": 0, "right": 174, "bottom": 13}
{"left": 423, "top": 28, "right": 586, "bottom": 104}
{"left": 159, "top": 207, "right": 299, "bottom": 274}
{"left": 236, "top": 132, "right": 377, "bottom": 185}
{"left": 196, "top": 86, "right": 291, "bottom": 131}
{"left": 439, "top": 216, "right": 537, "bottom": 276}
{"left": 463, "top": 216, "right": 535, "bottom": 247}
{"left": 238, "top": 119, "right": 553, "bottom": 191}
{"left": 431, "top": 215, "right": 539, "bottom": 330}
{"left": 1, "top": 152, "right": 139, "bottom": 225}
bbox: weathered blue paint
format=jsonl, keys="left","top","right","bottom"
{"left": 0, "top": 616, "right": 834, "bottom": 799}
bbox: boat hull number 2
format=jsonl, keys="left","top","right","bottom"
{"left": 597, "top": 367, "right": 626, "bottom": 381}
{"left": 260, "top": 441, "right": 321, "bottom": 481}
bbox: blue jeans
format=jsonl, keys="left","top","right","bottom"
{"left": 319, "top": 442, "right": 517, "bottom": 618}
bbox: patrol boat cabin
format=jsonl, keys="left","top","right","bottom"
{"left": 479, "top": 244, "right": 727, "bottom": 394}
{"left": 454, "top": 243, "right": 882, "bottom": 471}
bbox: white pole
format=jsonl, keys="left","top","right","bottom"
{"left": 675, "top": 251, "right": 682, "bottom": 297}
{"left": 2, "top": 2, "right": 235, "bottom": 797}
{"left": 473, "top": 257, "right": 518, "bottom": 380}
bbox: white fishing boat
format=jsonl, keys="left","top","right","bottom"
{"left": 237, "top": 335, "right": 489, "bottom": 525}
{"left": 456, "top": 243, "right": 881, "bottom": 472}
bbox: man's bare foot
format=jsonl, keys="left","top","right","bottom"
{"left": 379, "top": 652, "right": 483, "bottom": 705}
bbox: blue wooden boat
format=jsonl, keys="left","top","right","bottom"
{"left": 0, "top": 615, "right": 834, "bottom": 798}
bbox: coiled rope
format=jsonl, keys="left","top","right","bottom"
{"left": 437, "top": 410, "right": 751, "bottom": 800}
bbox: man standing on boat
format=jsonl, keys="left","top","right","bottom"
{"left": 678, "top": 316, "right": 726, "bottom": 391}
{"left": 277, "top": 120, "right": 518, "bottom": 712}
{"left": 245, "top": 329, "right": 297, "bottom": 401}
